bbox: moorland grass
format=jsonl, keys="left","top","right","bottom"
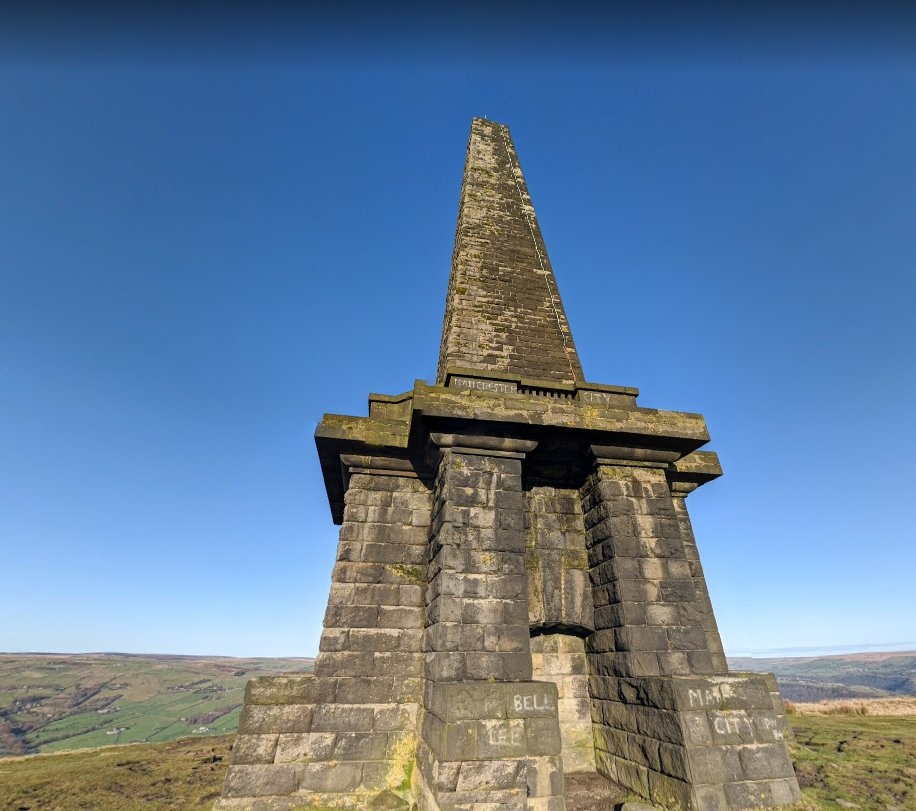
{"left": 789, "top": 712, "right": 916, "bottom": 810}
{"left": 0, "top": 712, "right": 913, "bottom": 810}
{"left": 0, "top": 736, "right": 230, "bottom": 810}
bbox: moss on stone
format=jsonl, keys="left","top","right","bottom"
{"left": 387, "top": 564, "right": 425, "bottom": 585}
{"left": 561, "top": 548, "right": 589, "bottom": 570}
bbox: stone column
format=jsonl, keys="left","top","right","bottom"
{"left": 424, "top": 445, "right": 532, "bottom": 682}
{"left": 579, "top": 452, "right": 801, "bottom": 809}
{"left": 580, "top": 457, "right": 716, "bottom": 679}
{"left": 417, "top": 434, "right": 566, "bottom": 811}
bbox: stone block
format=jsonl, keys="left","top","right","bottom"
{"left": 465, "top": 651, "right": 510, "bottom": 680}
{"left": 687, "top": 650, "right": 715, "bottom": 674}
{"left": 648, "top": 770, "right": 693, "bottom": 809}
{"left": 633, "top": 707, "right": 685, "bottom": 745}
{"left": 456, "top": 759, "right": 523, "bottom": 791}
{"left": 274, "top": 732, "right": 336, "bottom": 763}
{"left": 768, "top": 777, "right": 802, "bottom": 805}
{"left": 723, "top": 779, "right": 772, "bottom": 809}
{"left": 231, "top": 734, "right": 278, "bottom": 765}
{"left": 399, "top": 628, "right": 424, "bottom": 651}
{"left": 333, "top": 731, "right": 389, "bottom": 760}
{"left": 615, "top": 757, "right": 650, "bottom": 796}
{"left": 310, "top": 703, "right": 374, "bottom": 733}
{"left": 657, "top": 740, "right": 691, "bottom": 781}
{"left": 426, "top": 651, "right": 467, "bottom": 682}
{"left": 752, "top": 711, "right": 788, "bottom": 743}
{"left": 391, "top": 676, "right": 422, "bottom": 703}
{"left": 436, "top": 761, "right": 462, "bottom": 791}
{"left": 398, "top": 584, "right": 425, "bottom": 605}
{"left": 314, "top": 650, "right": 374, "bottom": 678}
{"left": 239, "top": 705, "right": 313, "bottom": 735}
{"left": 297, "top": 761, "right": 363, "bottom": 793}
{"left": 524, "top": 717, "right": 562, "bottom": 755}
{"left": 385, "top": 729, "right": 417, "bottom": 762}
{"left": 681, "top": 711, "right": 713, "bottom": 746}
{"left": 707, "top": 711, "right": 757, "bottom": 745}
{"left": 318, "top": 628, "right": 349, "bottom": 652}
{"left": 324, "top": 603, "right": 379, "bottom": 628}
{"left": 618, "top": 626, "right": 669, "bottom": 652}
{"left": 333, "top": 676, "right": 392, "bottom": 704}
{"left": 657, "top": 651, "right": 692, "bottom": 675}
{"left": 223, "top": 764, "right": 299, "bottom": 798}
{"left": 626, "top": 651, "right": 661, "bottom": 677}
{"left": 685, "top": 745, "right": 725, "bottom": 784}
{"left": 484, "top": 624, "right": 530, "bottom": 653}
{"left": 374, "top": 651, "right": 423, "bottom": 677}
{"left": 477, "top": 719, "right": 527, "bottom": 758}
{"left": 737, "top": 743, "right": 795, "bottom": 780}
{"left": 442, "top": 720, "right": 479, "bottom": 761}
{"left": 626, "top": 731, "right": 660, "bottom": 771}
{"left": 693, "top": 784, "right": 729, "bottom": 811}
{"left": 245, "top": 676, "right": 321, "bottom": 706}
{"left": 667, "top": 625, "right": 708, "bottom": 651}
{"left": 377, "top": 605, "right": 425, "bottom": 629}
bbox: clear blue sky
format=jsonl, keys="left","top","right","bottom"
{"left": 2, "top": 4, "right": 914, "bottom": 657}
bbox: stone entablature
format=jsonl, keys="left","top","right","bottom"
{"left": 318, "top": 376, "right": 710, "bottom": 527}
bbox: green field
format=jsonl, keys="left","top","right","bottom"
{"left": 789, "top": 711, "right": 916, "bottom": 810}
{"left": 0, "top": 654, "right": 312, "bottom": 756}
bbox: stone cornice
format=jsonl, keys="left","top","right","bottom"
{"left": 315, "top": 381, "right": 717, "bottom": 523}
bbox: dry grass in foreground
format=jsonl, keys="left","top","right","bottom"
{"left": 0, "top": 735, "right": 230, "bottom": 810}
{"left": 786, "top": 697, "right": 916, "bottom": 717}
{"left": 1, "top": 707, "right": 914, "bottom": 810}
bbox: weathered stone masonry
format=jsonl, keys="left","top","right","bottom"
{"left": 218, "top": 118, "right": 800, "bottom": 810}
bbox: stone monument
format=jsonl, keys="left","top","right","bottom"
{"left": 217, "top": 118, "right": 801, "bottom": 810}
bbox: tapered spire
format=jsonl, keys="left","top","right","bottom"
{"left": 436, "top": 118, "right": 584, "bottom": 385}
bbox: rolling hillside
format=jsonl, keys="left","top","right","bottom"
{"left": 0, "top": 653, "right": 313, "bottom": 756}
{"left": 728, "top": 650, "right": 916, "bottom": 702}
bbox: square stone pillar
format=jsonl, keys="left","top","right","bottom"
{"left": 417, "top": 437, "right": 566, "bottom": 811}
{"left": 424, "top": 448, "right": 531, "bottom": 682}
{"left": 581, "top": 462, "right": 715, "bottom": 678}
{"left": 580, "top": 459, "right": 800, "bottom": 810}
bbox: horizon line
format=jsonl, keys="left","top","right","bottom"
{"left": 3, "top": 643, "right": 915, "bottom": 660}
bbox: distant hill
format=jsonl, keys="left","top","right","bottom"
{"left": 0, "top": 653, "right": 313, "bottom": 756}
{"left": 728, "top": 650, "right": 916, "bottom": 702}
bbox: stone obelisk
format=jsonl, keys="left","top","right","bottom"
{"left": 217, "top": 118, "right": 800, "bottom": 811}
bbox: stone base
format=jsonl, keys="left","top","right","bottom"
{"left": 589, "top": 673, "right": 801, "bottom": 811}
{"left": 417, "top": 681, "right": 566, "bottom": 810}
{"left": 215, "top": 674, "right": 417, "bottom": 811}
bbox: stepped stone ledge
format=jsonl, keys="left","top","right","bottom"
{"left": 217, "top": 118, "right": 800, "bottom": 811}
